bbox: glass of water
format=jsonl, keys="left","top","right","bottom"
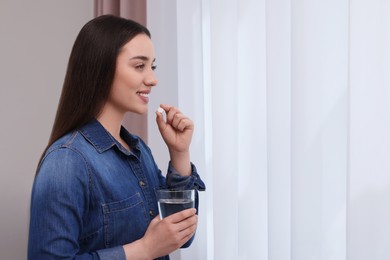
{"left": 156, "top": 189, "right": 195, "bottom": 219}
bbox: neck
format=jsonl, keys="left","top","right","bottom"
{"left": 97, "top": 105, "right": 131, "bottom": 151}
{"left": 96, "top": 108, "right": 124, "bottom": 143}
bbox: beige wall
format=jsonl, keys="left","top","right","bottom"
{"left": 0, "top": 1, "right": 93, "bottom": 258}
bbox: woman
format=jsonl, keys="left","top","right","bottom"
{"left": 28, "top": 15, "right": 205, "bottom": 260}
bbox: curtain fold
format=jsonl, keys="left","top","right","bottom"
{"left": 348, "top": 1, "right": 390, "bottom": 259}
{"left": 266, "top": 1, "right": 292, "bottom": 259}
{"left": 290, "top": 0, "right": 349, "bottom": 258}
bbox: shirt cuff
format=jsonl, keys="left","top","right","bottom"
{"left": 166, "top": 162, "right": 206, "bottom": 191}
{"left": 97, "top": 246, "right": 126, "bottom": 260}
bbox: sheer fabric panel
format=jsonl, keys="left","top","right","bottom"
{"left": 146, "top": 0, "right": 390, "bottom": 259}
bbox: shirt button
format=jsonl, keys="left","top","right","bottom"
{"left": 139, "top": 181, "right": 145, "bottom": 187}
{"left": 149, "top": 210, "right": 155, "bottom": 216}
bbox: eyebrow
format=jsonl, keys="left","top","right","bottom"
{"left": 130, "top": 56, "right": 156, "bottom": 62}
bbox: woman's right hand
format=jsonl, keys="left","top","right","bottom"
{"left": 123, "top": 208, "right": 198, "bottom": 260}
{"left": 142, "top": 208, "right": 198, "bottom": 259}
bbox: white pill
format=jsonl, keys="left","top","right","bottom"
{"left": 157, "top": 107, "right": 164, "bottom": 114}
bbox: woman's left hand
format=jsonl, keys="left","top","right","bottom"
{"left": 155, "top": 104, "right": 194, "bottom": 153}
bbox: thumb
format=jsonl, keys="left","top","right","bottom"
{"left": 149, "top": 215, "right": 161, "bottom": 227}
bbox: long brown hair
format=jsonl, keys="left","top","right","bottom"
{"left": 37, "top": 15, "right": 150, "bottom": 172}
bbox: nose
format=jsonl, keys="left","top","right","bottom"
{"left": 145, "top": 70, "right": 158, "bottom": 87}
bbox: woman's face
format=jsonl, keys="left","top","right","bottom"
{"left": 107, "top": 33, "right": 157, "bottom": 116}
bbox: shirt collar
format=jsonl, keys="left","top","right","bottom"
{"left": 79, "top": 119, "right": 140, "bottom": 154}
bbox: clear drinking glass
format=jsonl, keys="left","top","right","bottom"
{"left": 156, "top": 189, "right": 195, "bottom": 219}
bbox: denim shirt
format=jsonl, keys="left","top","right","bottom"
{"left": 28, "top": 119, "right": 205, "bottom": 260}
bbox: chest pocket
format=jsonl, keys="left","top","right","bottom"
{"left": 102, "top": 192, "right": 148, "bottom": 248}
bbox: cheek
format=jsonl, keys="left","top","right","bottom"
{"left": 114, "top": 70, "right": 139, "bottom": 90}
{"left": 111, "top": 75, "right": 130, "bottom": 94}
{"left": 108, "top": 80, "right": 126, "bottom": 101}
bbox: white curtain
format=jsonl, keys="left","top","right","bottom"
{"left": 147, "top": 0, "right": 390, "bottom": 259}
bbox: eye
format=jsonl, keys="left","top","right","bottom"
{"left": 135, "top": 64, "right": 145, "bottom": 70}
{"left": 151, "top": 65, "right": 157, "bottom": 71}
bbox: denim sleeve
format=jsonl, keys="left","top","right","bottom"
{"left": 28, "top": 148, "right": 126, "bottom": 260}
{"left": 165, "top": 162, "right": 206, "bottom": 191}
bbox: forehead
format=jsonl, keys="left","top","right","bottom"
{"left": 119, "top": 33, "right": 155, "bottom": 59}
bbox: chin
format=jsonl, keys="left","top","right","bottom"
{"left": 129, "top": 107, "right": 148, "bottom": 115}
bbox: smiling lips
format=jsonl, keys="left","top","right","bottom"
{"left": 137, "top": 91, "right": 150, "bottom": 103}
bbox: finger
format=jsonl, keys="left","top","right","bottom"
{"left": 165, "top": 208, "right": 196, "bottom": 223}
{"left": 157, "top": 104, "right": 172, "bottom": 123}
{"left": 159, "top": 104, "right": 172, "bottom": 111}
{"left": 171, "top": 113, "right": 187, "bottom": 130}
{"left": 179, "top": 229, "right": 197, "bottom": 247}
{"left": 150, "top": 215, "right": 161, "bottom": 226}
{"left": 176, "top": 118, "right": 194, "bottom": 132}
{"left": 177, "top": 219, "right": 197, "bottom": 246}
{"left": 156, "top": 106, "right": 166, "bottom": 121}
{"left": 176, "top": 214, "right": 198, "bottom": 233}
{"left": 165, "top": 107, "right": 181, "bottom": 125}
